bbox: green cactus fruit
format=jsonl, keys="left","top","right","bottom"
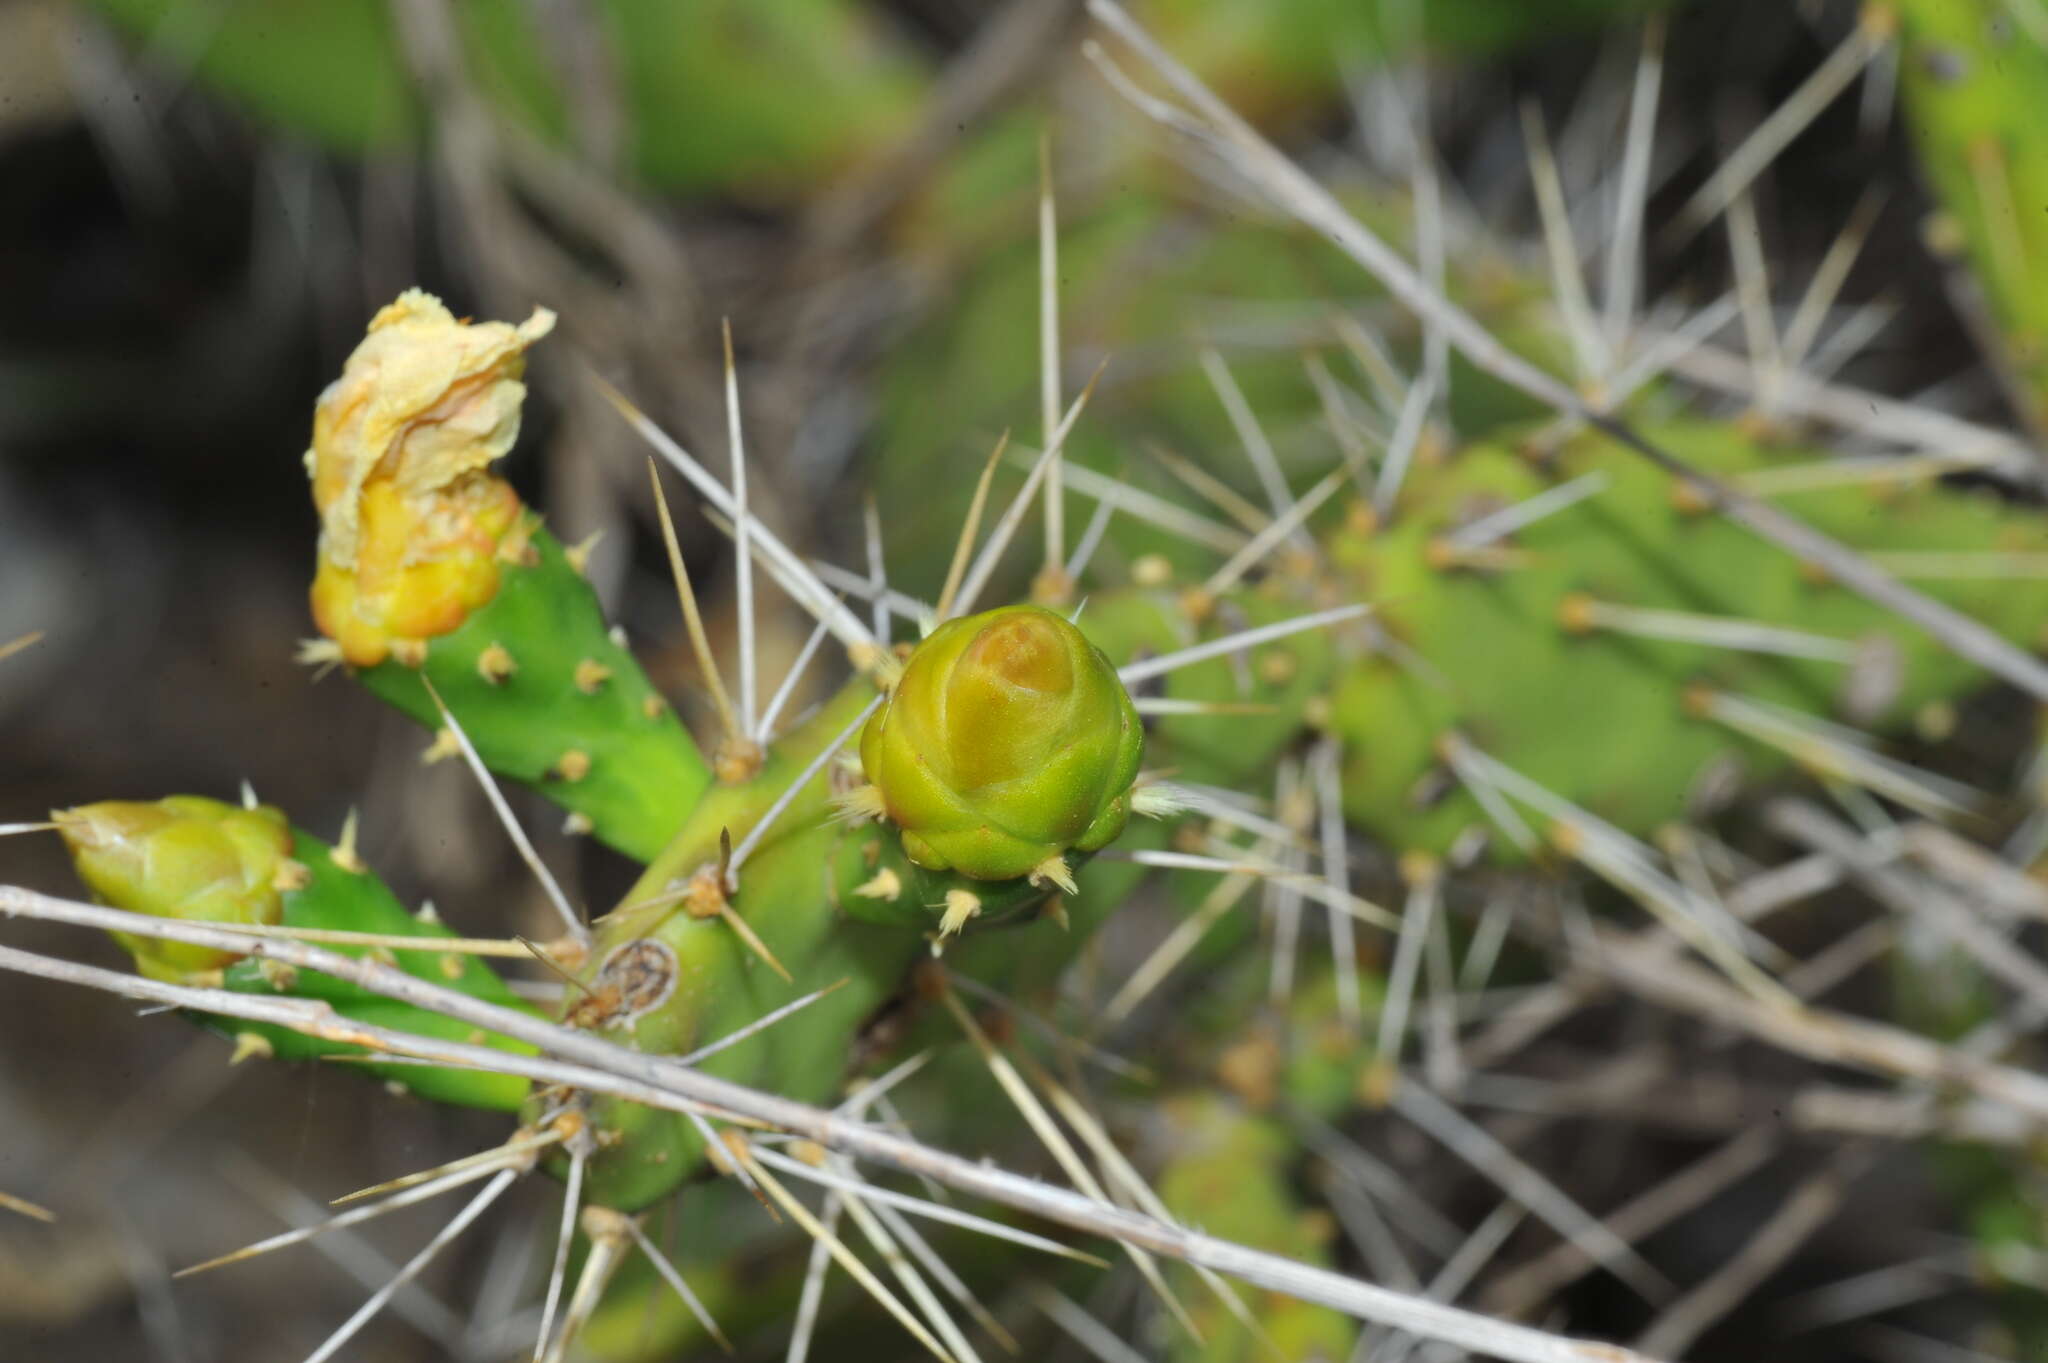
{"left": 860, "top": 605, "right": 1144, "bottom": 886}
{"left": 56, "top": 796, "right": 538, "bottom": 1108}
{"left": 307, "top": 290, "right": 711, "bottom": 860}
{"left": 56, "top": 796, "right": 293, "bottom": 984}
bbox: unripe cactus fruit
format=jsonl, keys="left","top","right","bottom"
{"left": 859, "top": 604, "right": 1143, "bottom": 884}
{"left": 53, "top": 796, "right": 293, "bottom": 983}
{"left": 308, "top": 288, "right": 555, "bottom": 667}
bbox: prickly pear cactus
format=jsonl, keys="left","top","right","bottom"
{"left": 21, "top": 5, "right": 2048, "bottom": 1362}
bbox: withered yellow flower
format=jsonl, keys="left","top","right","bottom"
{"left": 308, "top": 289, "right": 556, "bottom": 667}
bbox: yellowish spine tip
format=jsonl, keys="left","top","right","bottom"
{"left": 1041, "top": 897, "right": 1069, "bottom": 931}
{"left": 680, "top": 865, "right": 729, "bottom": 921}
{"left": 641, "top": 693, "right": 668, "bottom": 720}
{"left": 270, "top": 858, "right": 312, "bottom": 892}
{"left": 438, "top": 952, "right": 466, "bottom": 981}
{"left": 562, "top": 811, "right": 595, "bottom": 837}
{"left": 476, "top": 642, "right": 516, "bottom": 684}
{"left": 713, "top": 737, "right": 765, "bottom": 786}
{"left": 1177, "top": 586, "right": 1217, "bottom": 624}
{"left": 1131, "top": 553, "right": 1174, "bottom": 587}
{"left": 389, "top": 638, "right": 428, "bottom": 668}
{"left": 852, "top": 868, "right": 902, "bottom": 901}
{"left": 295, "top": 638, "right": 346, "bottom": 670}
{"left": 1556, "top": 591, "right": 1598, "bottom": 635}
{"left": 1915, "top": 700, "right": 1957, "bottom": 743}
{"left": 1920, "top": 210, "right": 1966, "bottom": 261}
{"left": 1679, "top": 681, "right": 1717, "bottom": 719}
{"left": 1257, "top": 648, "right": 1298, "bottom": 687}
{"left": 1357, "top": 1055, "right": 1399, "bottom": 1109}
{"left": 833, "top": 784, "right": 889, "bottom": 825}
{"left": 228, "top": 1032, "right": 275, "bottom": 1065}
{"left": 1669, "top": 481, "right": 1714, "bottom": 517}
{"left": 420, "top": 727, "right": 461, "bottom": 765}
{"left": 1030, "top": 564, "right": 1075, "bottom": 608}
{"left": 1397, "top": 849, "right": 1441, "bottom": 887}
{"left": 257, "top": 958, "right": 298, "bottom": 992}
{"left": 553, "top": 750, "right": 592, "bottom": 783}
{"left": 574, "top": 658, "right": 613, "bottom": 694}
{"left": 938, "top": 889, "right": 982, "bottom": 939}
{"left": 563, "top": 529, "right": 606, "bottom": 577}
{"left": 331, "top": 809, "right": 366, "bottom": 874}
{"left": 1029, "top": 854, "right": 1078, "bottom": 896}
{"left": 1545, "top": 820, "right": 1586, "bottom": 858}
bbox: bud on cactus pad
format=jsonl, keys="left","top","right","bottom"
{"left": 309, "top": 288, "right": 555, "bottom": 667}
{"left": 54, "top": 796, "right": 293, "bottom": 983}
{"left": 859, "top": 604, "right": 1143, "bottom": 884}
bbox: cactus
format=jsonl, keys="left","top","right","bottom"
{"left": 55, "top": 795, "right": 537, "bottom": 1109}
{"left": 18, "top": 5, "right": 2048, "bottom": 1361}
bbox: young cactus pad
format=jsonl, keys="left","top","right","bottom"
{"left": 858, "top": 604, "right": 1144, "bottom": 887}
{"left": 55, "top": 796, "right": 537, "bottom": 1108}
{"left": 305, "top": 289, "right": 712, "bottom": 860}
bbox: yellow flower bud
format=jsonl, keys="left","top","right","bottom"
{"left": 308, "top": 289, "right": 554, "bottom": 667}
{"left": 54, "top": 797, "right": 294, "bottom": 983}
{"left": 859, "top": 605, "right": 1143, "bottom": 883}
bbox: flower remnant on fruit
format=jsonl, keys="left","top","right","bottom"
{"left": 857, "top": 604, "right": 1143, "bottom": 885}
{"left": 308, "top": 289, "right": 555, "bottom": 667}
